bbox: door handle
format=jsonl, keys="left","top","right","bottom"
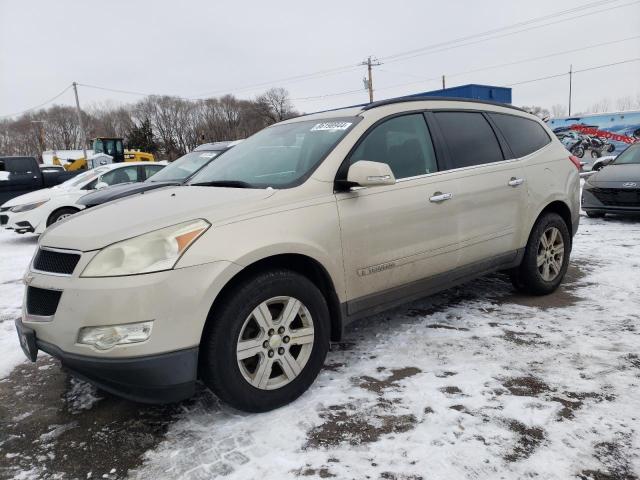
{"left": 429, "top": 192, "right": 453, "bottom": 203}
{"left": 508, "top": 177, "right": 524, "bottom": 187}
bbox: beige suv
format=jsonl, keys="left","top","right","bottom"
{"left": 16, "top": 98, "right": 580, "bottom": 412}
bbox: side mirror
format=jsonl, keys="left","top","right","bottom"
{"left": 95, "top": 181, "right": 109, "bottom": 190}
{"left": 346, "top": 161, "right": 396, "bottom": 187}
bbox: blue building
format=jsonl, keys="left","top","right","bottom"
{"left": 407, "top": 84, "right": 512, "bottom": 104}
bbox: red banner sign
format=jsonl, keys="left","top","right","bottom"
{"left": 569, "top": 124, "right": 639, "bottom": 144}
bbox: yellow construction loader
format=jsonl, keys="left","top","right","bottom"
{"left": 53, "top": 137, "right": 156, "bottom": 171}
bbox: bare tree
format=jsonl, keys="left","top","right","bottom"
{"left": 616, "top": 95, "right": 634, "bottom": 112}
{"left": 551, "top": 104, "right": 567, "bottom": 118}
{"left": 0, "top": 87, "right": 297, "bottom": 160}
{"left": 254, "top": 88, "right": 297, "bottom": 124}
{"left": 521, "top": 105, "right": 550, "bottom": 119}
{"left": 589, "top": 97, "right": 612, "bottom": 113}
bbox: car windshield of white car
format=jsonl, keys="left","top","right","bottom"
{"left": 149, "top": 151, "right": 220, "bottom": 183}
{"left": 614, "top": 144, "right": 640, "bottom": 165}
{"left": 188, "top": 117, "right": 359, "bottom": 189}
{"left": 59, "top": 167, "right": 109, "bottom": 188}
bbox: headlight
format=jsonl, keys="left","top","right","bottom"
{"left": 78, "top": 321, "right": 153, "bottom": 350}
{"left": 81, "top": 219, "right": 210, "bottom": 277}
{"left": 10, "top": 200, "right": 49, "bottom": 213}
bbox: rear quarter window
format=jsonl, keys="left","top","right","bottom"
{"left": 489, "top": 113, "right": 551, "bottom": 158}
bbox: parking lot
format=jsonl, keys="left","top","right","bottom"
{"left": 0, "top": 212, "right": 638, "bottom": 480}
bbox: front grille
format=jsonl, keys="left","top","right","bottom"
{"left": 0, "top": 215, "right": 7, "bottom": 226}
{"left": 33, "top": 248, "right": 81, "bottom": 275}
{"left": 592, "top": 188, "right": 640, "bottom": 207}
{"left": 26, "top": 286, "right": 62, "bottom": 317}
{"left": 0, "top": 206, "right": 9, "bottom": 212}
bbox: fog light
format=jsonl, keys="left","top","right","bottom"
{"left": 77, "top": 321, "right": 153, "bottom": 350}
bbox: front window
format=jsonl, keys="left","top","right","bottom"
{"left": 613, "top": 144, "right": 640, "bottom": 165}
{"left": 149, "top": 151, "right": 220, "bottom": 183}
{"left": 189, "top": 117, "right": 359, "bottom": 188}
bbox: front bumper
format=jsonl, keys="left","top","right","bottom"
{"left": 2, "top": 208, "right": 45, "bottom": 233}
{"left": 582, "top": 187, "right": 640, "bottom": 215}
{"left": 20, "top": 257, "right": 243, "bottom": 402}
{"left": 16, "top": 318, "right": 198, "bottom": 403}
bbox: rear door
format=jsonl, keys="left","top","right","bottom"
{"left": 336, "top": 113, "right": 463, "bottom": 315}
{"left": 430, "top": 110, "right": 527, "bottom": 267}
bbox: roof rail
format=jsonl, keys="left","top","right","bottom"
{"left": 361, "top": 95, "right": 526, "bottom": 113}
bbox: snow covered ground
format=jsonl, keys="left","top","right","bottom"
{"left": 1, "top": 215, "right": 639, "bottom": 480}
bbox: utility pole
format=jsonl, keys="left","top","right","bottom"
{"left": 442, "top": 75, "right": 446, "bottom": 89}
{"left": 72, "top": 82, "right": 88, "bottom": 161}
{"left": 360, "top": 56, "right": 382, "bottom": 103}
{"left": 568, "top": 64, "right": 573, "bottom": 116}
{"left": 30, "top": 120, "right": 46, "bottom": 163}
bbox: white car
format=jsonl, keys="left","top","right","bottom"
{"left": 0, "top": 162, "right": 164, "bottom": 234}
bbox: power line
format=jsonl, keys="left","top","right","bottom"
{"left": 294, "top": 56, "right": 640, "bottom": 103}
{"left": 380, "top": 0, "right": 640, "bottom": 65}
{"left": 504, "top": 57, "right": 640, "bottom": 86}
{"left": 76, "top": 83, "right": 159, "bottom": 97}
{"left": 379, "top": 0, "right": 622, "bottom": 62}
{"left": 0, "top": 84, "right": 73, "bottom": 119}
{"left": 188, "top": 64, "right": 362, "bottom": 99}
{"left": 192, "top": 0, "right": 639, "bottom": 98}
{"left": 377, "top": 35, "right": 640, "bottom": 85}
{"left": 3, "top": 1, "right": 639, "bottom": 116}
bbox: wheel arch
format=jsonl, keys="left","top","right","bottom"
{"left": 532, "top": 200, "right": 574, "bottom": 246}
{"left": 201, "top": 253, "right": 344, "bottom": 347}
{"left": 46, "top": 205, "right": 80, "bottom": 226}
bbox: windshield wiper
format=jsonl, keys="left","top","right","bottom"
{"left": 190, "top": 180, "right": 253, "bottom": 188}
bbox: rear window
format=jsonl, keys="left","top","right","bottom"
{"left": 489, "top": 113, "right": 551, "bottom": 158}
{"left": 433, "top": 112, "right": 504, "bottom": 169}
{"left": 0, "top": 157, "right": 35, "bottom": 174}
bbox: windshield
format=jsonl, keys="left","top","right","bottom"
{"left": 148, "top": 150, "right": 220, "bottom": 183}
{"left": 189, "top": 117, "right": 359, "bottom": 188}
{"left": 614, "top": 144, "right": 640, "bottom": 165}
{"left": 58, "top": 167, "right": 109, "bottom": 188}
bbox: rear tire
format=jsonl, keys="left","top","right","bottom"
{"left": 510, "top": 212, "right": 571, "bottom": 296}
{"left": 46, "top": 207, "right": 79, "bottom": 226}
{"left": 200, "top": 269, "right": 330, "bottom": 412}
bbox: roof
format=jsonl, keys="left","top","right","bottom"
{"left": 361, "top": 96, "right": 525, "bottom": 112}
{"left": 290, "top": 96, "right": 524, "bottom": 122}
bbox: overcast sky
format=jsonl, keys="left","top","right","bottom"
{"left": 1, "top": 0, "right": 639, "bottom": 118}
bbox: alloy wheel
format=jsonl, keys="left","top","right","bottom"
{"left": 236, "top": 296, "right": 314, "bottom": 390}
{"left": 537, "top": 226, "right": 565, "bottom": 282}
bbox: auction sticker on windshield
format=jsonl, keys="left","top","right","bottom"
{"left": 310, "top": 121, "right": 352, "bottom": 131}
{"left": 199, "top": 152, "right": 218, "bottom": 158}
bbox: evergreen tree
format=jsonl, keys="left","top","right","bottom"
{"left": 126, "top": 118, "right": 158, "bottom": 153}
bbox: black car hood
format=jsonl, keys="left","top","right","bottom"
{"left": 588, "top": 164, "right": 640, "bottom": 187}
{"left": 78, "top": 181, "right": 180, "bottom": 207}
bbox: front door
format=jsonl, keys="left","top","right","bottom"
{"left": 336, "top": 113, "right": 463, "bottom": 316}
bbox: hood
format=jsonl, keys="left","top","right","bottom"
{"left": 40, "top": 185, "right": 277, "bottom": 251}
{"left": 588, "top": 163, "right": 640, "bottom": 187}
{"left": 1, "top": 188, "right": 54, "bottom": 208}
{"left": 77, "top": 181, "right": 178, "bottom": 207}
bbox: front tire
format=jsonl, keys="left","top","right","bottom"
{"left": 200, "top": 269, "right": 330, "bottom": 412}
{"left": 46, "top": 207, "right": 79, "bottom": 226}
{"left": 510, "top": 213, "right": 571, "bottom": 295}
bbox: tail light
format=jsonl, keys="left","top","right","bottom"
{"left": 568, "top": 155, "right": 581, "bottom": 170}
